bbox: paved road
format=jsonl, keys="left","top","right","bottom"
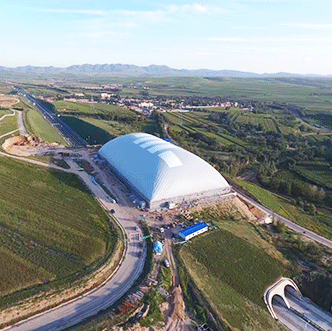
{"left": 16, "top": 110, "right": 28, "bottom": 136}
{"left": 286, "top": 291, "right": 332, "bottom": 330}
{"left": 14, "top": 87, "right": 87, "bottom": 147}
{"left": 273, "top": 298, "right": 320, "bottom": 331}
{"left": 234, "top": 188, "right": 332, "bottom": 250}
{"left": 2, "top": 157, "right": 146, "bottom": 331}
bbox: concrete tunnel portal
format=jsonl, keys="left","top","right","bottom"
{"left": 264, "top": 277, "right": 303, "bottom": 319}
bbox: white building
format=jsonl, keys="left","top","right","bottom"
{"left": 179, "top": 222, "right": 209, "bottom": 241}
{"left": 98, "top": 133, "right": 231, "bottom": 209}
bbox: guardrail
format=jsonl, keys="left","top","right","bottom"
{"left": 289, "top": 307, "right": 325, "bottom": 331}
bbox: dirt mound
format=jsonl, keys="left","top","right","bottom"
{"left": 2, "top": 135, "right": 59, "bottom": 156}
{"left": 3, "top": 135, "right": 41, "bottom": 148}
{"left": 0, "top": 95, "right": 19, "bottom": 108}
{"left": 189, "top": 196, "right": 263, "bottom": 221}
{"left": 171, "top": 285, "right": 186, "bottom": 321}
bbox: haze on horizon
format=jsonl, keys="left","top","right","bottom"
{"left": 0, "top": 0, "right": 331, "bottom": 76}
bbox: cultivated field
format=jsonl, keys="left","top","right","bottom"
{"left": 180, "top": 226, "right": 286, "bottom": 331}
{"left": 295, "top": 161, "right": 332, "bottom": 189}
{"left": 53, "top": 101, "right": 164, "bottom": 144}
{"left": 0, "top": 156, "right": 116, "bottom": 303}
{"left": 54, "top": 101, "right": 135, "bottom": 117}
{"left": 164, "top": 111, "right": 247, "bottom": 147}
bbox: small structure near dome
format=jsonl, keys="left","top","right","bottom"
{"left": 153, "top": 241, "right": 163, "bottom": 255}
{"left": 179, "top": 222, "right": 208, "bottom": 241}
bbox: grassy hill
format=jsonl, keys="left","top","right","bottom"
{"left": 0, "top": 156, "right": 116, "bottom": 304}
{"left": 180, "top": 224, "right": 288, "bottom": 331}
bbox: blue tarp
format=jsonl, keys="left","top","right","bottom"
{"left": 153, "top": 241, "right": 163, "bottom": 253}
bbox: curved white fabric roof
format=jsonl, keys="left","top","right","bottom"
{"left": 98, "top": 133, "right": 230, "bottom": 204}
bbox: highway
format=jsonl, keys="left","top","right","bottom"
{"left": 14, "top": 86, "right": 88, "bottom": 147}
{"left": 273, "top": 298, "right": 320, "bottom": 331}
{"left": 2, "top": 159, "right": 146, "bottom": 331}
{"left": 286, "top": 290, "right": 332, "bottom": 330}
{"left": 234, "top": 188, "right": 332, "bottom": 250}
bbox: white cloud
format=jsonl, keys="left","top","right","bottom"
{"left": 38, "top": 3, "right": 227, "bottom": 19}
{"left": 38, "top": 9, "right": 108, "bottom": 16}
{"left": 206, "top": 36, "right": 332, "bottom": 43}
{"left": 282, "top": 23, "right": 332, "bottom": 29}
{"left": 192, "top": 4, "right": 208, "bottom": 13}
{"left": 231, "top": 25, "right": 270, "bottom": 30}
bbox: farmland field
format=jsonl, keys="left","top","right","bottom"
{"left": 54, "top": 101, "right": 164, "bottom": 144}
{"left": 0, "top": 156, "right": 116, "bottom": 300}
{"left": 164, "top": 111, "right": 247, "bottom": 147}
{"left": 54, "top": 101, "right": 136, "bottom": 118}
{"left": 180, "top": 227, "right": 286, "bottom": 330}
{"left": 0, "top": 247, "right": 51, "bottom": 296}
{"left": 295, "top": 162, "right": 332, "bottom": 188}
{"left": 61, "top": 116, "right": 114, "bottom": 145}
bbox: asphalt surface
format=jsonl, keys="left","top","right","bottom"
{"left": 235, "top": 188, "right": 332, "bottom": 250}
{"left": 14, "top": 87, "right": 87, "bottom": 147}
{"left": 3, "top": 159, "right": 146, "bottom": 331}
{"left": 16, "top": 110, "right": 28, "bottom": 136}
{"left": 273, "top": 298, "right": 320, "bottom": 331}
{"left": 286, "top": 291, "right": 332, "bottom": 330}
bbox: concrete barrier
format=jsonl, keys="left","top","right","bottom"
{"left": 264, "top": 277, "right": 302, "bottom": 319}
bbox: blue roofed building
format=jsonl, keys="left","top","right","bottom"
{"left": 179, "top": 222, "right": 208, "bottom": 241}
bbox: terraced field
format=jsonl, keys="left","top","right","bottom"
{"left": 235, "top": 114, "right": 278, "bottom": 132}
{"left": 164, "top": 111, "right": 247, "bottom": 147}
{"left": 295, "top": 162, "right": 332, "bottom": 188}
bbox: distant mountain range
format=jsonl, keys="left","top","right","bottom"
{"left": 0, "top": 64, "right": 331, "bottom": 78}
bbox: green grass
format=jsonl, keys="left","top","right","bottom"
{"left": 0, "top": 109, "right": 11, "bottom": 117}
{"left": 180, "top": 228, "right": 286, "bottom": 330}
{"left": 54, "top": 101, "right": 136, "bottom": 119}
{"left": 0, "top": 247, "right": 51, "bottom": 296}
{"left": 164, "top": 111, "right": 247, "bottom": 147}
{"left": 61, "top": 116, "right": 114, "bottom": 145}
{"left": 232, "top": 178, "right": 332, "bottom": 239}
{"left": 24, "top": 108, "right": 67, "bottom": 145}
{"left": 295, "top": 162, "right": 332, "bottom": 188}
{"left": 55, "top": 101, "right": 100, "bottom": 115}
{"left": 140, "top": 290, "right": 164, "bottom": 327}
{"left": 0, "top": 156, "right": 116, "bottom": 297}
{"left": 0, "top": 113, "right": 18, "bottom": 135}
{"left": 159, "top": 265, "right": 172, "bottom": 292}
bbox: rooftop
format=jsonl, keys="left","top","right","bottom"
{"left": 179, "top": 222, "right": 208, "bottom": 238}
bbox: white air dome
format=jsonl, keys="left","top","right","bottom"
{"left": 98, "top": 133, "right": 230, "bottom": 208}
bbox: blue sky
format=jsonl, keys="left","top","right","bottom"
{"left": 0, "top": 0, "right": 331, "bottom": 74}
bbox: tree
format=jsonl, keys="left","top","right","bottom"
{"left": 305, "top": 203, "right": 316, "bottom": 215}
{"left": 275, "top": 220, "right": 287, "bottom": 234}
